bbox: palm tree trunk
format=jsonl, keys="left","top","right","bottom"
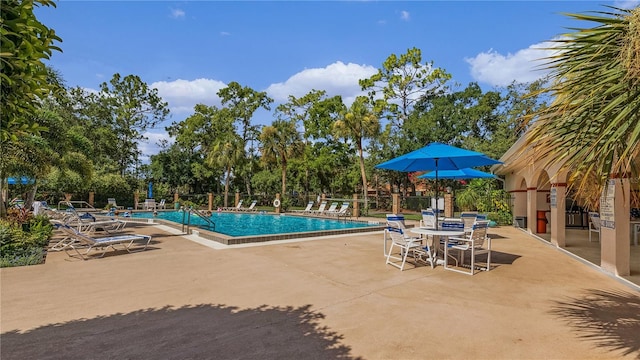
{"left": 281, "top": 162, "right": 287, "bottom": 198}
{"left": 224, "top": 165, "right": 231, "bottom": 208}
{"left": 358, "top": 144, "right": 368, "bottom": 213}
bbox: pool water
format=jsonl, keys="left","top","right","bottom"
{"left": 131, "top": 210, "right": 377, "bottom": 237}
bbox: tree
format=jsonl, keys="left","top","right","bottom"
{"left": 360, "top": 47, "right": 452, "bottom": 195}
{"left": 207, "top": 129, "right": 244, "bottom": 208}
{"left": 217, "top": 82, "right": 273, "bottom": 196}
{"left": 79, "top": 74, "right": 169, "bottom": 175}
{"left": 523, "top": 6, "right": 640, "bottom": 201}
{"left": 359, "top": 47, "right": 451, "bottom": 135}
{"left": 333, "top": 96, "right": 380, "bottom": 211}
{"left": 0, "top": 0, "right": 61, "bottom": 216}
{"left": 259, "top": 119, "right": 304, "bottom": 197}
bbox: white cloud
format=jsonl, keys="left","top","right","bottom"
{"left": 465, "top": 41, "right": 558, "bottom": 87}
{"left": 400, "top": 10, "right": 410, "bottom": 21}
{"left": 139, "top": 130, "right": 174, "bottom": 162}
{"left": 220, "top": 31, "right": 231, "bottom": 36}
{"left": 614, "top": 0, "right": 640, "bottom": 9}
{"left": 170, "top": 8, "right": 185, "bottom": 19}
{"left": 151, "top": 78, "right": 227, "bottom": 116}
{"left": 266, "top": 61, "right": 377, "bottom": 106}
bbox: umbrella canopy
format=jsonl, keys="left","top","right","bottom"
{"left": 376, "top": 142, "right": 501, "bottom": 229}
{"left": 7, "top": 177, "right": 34, "bottom": 185}
{"left": 417, "top": 168, "right": 498, "bottom": 180}
{"left": 375, "top": 142, "right": 501, "bottom": 172}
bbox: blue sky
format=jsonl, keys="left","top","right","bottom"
{"left": 37, "top": 1, "right": 639, "bottom": 160}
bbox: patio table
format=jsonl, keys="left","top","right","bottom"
{"left": 410, "top": 228, "right": 466, "bottom": 265}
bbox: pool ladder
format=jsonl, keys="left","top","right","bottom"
{"left": 182, "top": 207, "right": 216, "bottom": 232}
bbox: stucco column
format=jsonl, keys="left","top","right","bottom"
{"left": 208, "top": 193, "right": 213, "bottom": 212}
{"left": 392, "top": 193, "right": 400, "bottom": 215}
{"left": 235, "top": 191, "right": 240, "bottom": 208}
{"left": 549, "top": 183, "right": 566, "bottom": 247}
{"left": 88, "top": 192, "right": 94, "bottom": 207}
{"left": 599, "top": 178, "right": 630, "bottom": 276}
{"left": 526, "top": 187, "right": 538, "bottom": 234}
{"left": 353, "top": 193, "right": 359, "bottom": 218}
{"left": 134, "top": 192, "right": 140, "bottom": 210}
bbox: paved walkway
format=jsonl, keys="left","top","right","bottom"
{"left": 1, "top": 223, "right": 639, "bottom": 359}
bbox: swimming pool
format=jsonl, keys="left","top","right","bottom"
{"left": 131, "top": 210, "right": 381, "bottom": 240}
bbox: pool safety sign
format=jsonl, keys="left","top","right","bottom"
{"left": 600, "top": 179, "right": 615, "bottom": 229}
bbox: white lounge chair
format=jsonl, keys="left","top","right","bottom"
{"left": 319, "top": 202, "right": 338, "bottom": 216}
{"left": 107, "top": 198, "right": 124, "bottom": 210}
{"left": 327, "top": 202, "right": 350, "bottom": 218}
{"left": 310, "top": 201, "right": 327, "bottom": 215}
{"left": 223, "top": 200, "right": 243, "bottom": 211}
{"left": 293, "top": 201, "right": 314, "bottom": 214}
{"left": 52, "top": 223, "right": 151, "bottom": 260}
{"left": 239, "top": 200, "right": 258, "bottom": 212}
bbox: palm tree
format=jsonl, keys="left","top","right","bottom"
{"left": 523, "top": 6, "right": 640, "bottom": 204}
{"left": 207, "top": 133, "right": 244, "bottom": 208}
{"left": 259, "top": 119, "right": 303, "bottom": 197}
{"left": 333, "top": 96, "right": 381, "bottom": 212}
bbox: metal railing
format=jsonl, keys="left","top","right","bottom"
{"left": 181, "top": 207, "right": 216, "bottom": 233}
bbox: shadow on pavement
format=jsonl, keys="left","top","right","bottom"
{"left": 2, "top": 304, "right": 362, "bottom": 360}
{"left": 549, "top": 289, "right": 640, "bottom": 359}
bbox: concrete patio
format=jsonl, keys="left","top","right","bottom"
{"left": 1, "top": 222, "right": 639, "bottom": 359}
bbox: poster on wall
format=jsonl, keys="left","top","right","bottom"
{"left": 550, "top": 187, "right": 557, "bottom": 208}
{"left": 600, "top": 179, "right": 615, "bottom": 229}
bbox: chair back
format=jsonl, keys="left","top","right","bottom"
{"left": 386, "top": 214, "right": 406, "bottom": 225}
{"left": 469, "top": 220, "right": 489, "bottom": 247}
{"left": 236, "top": 199, "right": 244, "bottom": 209}
{"left": 589, "top": 212, "right": 601, "bottom": 230}
{"left": 337, "top": 202, "right": 349, "bottom": 213}
{"left": 386, "top": 220, "right": 409, "bottom": 244}
{"left": 248, "top": 200, "right": 258, "bottom": 208}
{"left": 441, "top": 221, "right": 465, "bottom": 231}
{"left": 304, "top": 201, "right": 314, "bottom": 211}
{"left": 460, "top": 212, "right": 478, "bottom": 232}
{"left": 316, "top": 201, "right": 327, "bottom": 212}
{"left": 326, "top": 202, "right": 338, "bottom": 212}
{"left": 420, "top": 209, "right": 436, "bottom": 229}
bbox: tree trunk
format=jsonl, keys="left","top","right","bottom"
{"left": 357, "top": 145, "right": 368, "bottom": 213}
{"left": 224, "top": 166, "right": 231, "bottom": 208}
{"left": 281, "top": 163, "right": 287, "bottom": 198}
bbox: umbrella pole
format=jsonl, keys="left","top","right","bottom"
{"left": 435, "top": 159, "right": 439, "bottom": 230}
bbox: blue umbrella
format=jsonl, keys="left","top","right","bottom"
{"left": 376, "top": 142, "right": 501, "bottom": 229}
{"left": 7, "top": 177, "right": 34, "bottom": 185}
{"left": 417, "top": 168, "right": 498, "bottom": 180}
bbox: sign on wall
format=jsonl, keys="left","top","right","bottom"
{"left": 600, "top": 179, "right": 615, "bottom": 229}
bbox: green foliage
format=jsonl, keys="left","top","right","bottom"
{"left": 0, "top": 216, "right": 51, "bottom": 267}
{"left": 0, "top": 0, "right": 62, "bottom": 143}
{"left": 0, "top": 248, "right": 45, "bottom": 267}
{"left": 524, "top": 7, "right": 640, "bottom": 204}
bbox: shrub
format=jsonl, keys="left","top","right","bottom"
{"left": 0, "top": 216, "right": 52, "bottom": 268}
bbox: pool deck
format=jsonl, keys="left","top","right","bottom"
{"left": 1, "top": 220, "right": 639, "bottom": 359}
